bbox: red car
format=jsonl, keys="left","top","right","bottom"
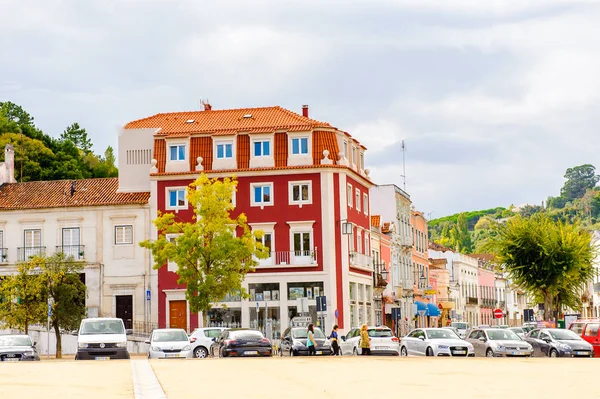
{"left": 568, "top": 319, "right": 600, "bottom": 357}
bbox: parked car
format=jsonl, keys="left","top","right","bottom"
{"left": 400, "top": 328, "right": 474, "bottom": 357}
{"left": 524, "top": 328, "right": 593, "bottom": 358}
{"left": 146, "top": 328, "right": 193, "bottom": 359}
{"left": 189, "top": 327, "right": 228, "bottom": 358}
{"left": 278, "top": 326, "right": 332, "bottom": 356}
{"left": 75, "top": 317, "right": 130, "bottom": 360}
{"left": 466, "top": 328, "right": 533, "bottom": 357}
{"left": 442, "top": 326, "right": 460, "bottom": 337}
{"left": 491, "top": 325, "right": 509, "bottom": 329}
{"left": 509, "top": 327, "right": 526, "bottom": 338}
{"left": 449, "top": 322, "right": 470, "bottom": 338}
{"left": 0, "top": 335, "right": 40, "bottom": 362}
{"left": 568, "top": 319, "right": 600, "bottom": 357}
{"left": 210, "top": 329, "right": 272, "bottom": 358}
{"left": 340, "top": 326, "right": 399, "bottom": 356}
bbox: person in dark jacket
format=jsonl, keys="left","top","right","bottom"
{"left": 329, "top": 325, "right": 340, "bottom": 356}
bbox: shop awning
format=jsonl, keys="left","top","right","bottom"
{"left": 427, "top": 303, "right": 441, "bottom": 317}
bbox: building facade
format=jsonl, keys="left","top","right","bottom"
{"left": 123, "top": 104, "right": 375, "bottom": 336}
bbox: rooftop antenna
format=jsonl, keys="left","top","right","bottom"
{"left": 400, "top": 140, "right": 406, "bottom": 191}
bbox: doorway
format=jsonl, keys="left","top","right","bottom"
{"left": 169, "top": 300, "right": 187, "bottom": 330}
{"left": 116, "top": 295, "right": 133, "bottom": 329}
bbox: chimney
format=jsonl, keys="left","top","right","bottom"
{"left": 0, "top": 144, "right": 16, "bottom": 184}
{"left": 202, "top": 99, "right": 212, "bottom": 111}
{"left": 302, "top": 104, "right": 309, "bottom": 118}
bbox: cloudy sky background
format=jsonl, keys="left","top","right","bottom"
{"left": 1, "top": 0, "right": 599, "bottom": 217}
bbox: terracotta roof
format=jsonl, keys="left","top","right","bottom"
{"left": 0, "top": 178, "right": 149, "bottom": 210}
{"left": 381, "top": 222, "right": 391, "bottom": 233}
{"left": 371, "top": 215, "right": 381, "bottom": 228}
{"left": 429, "top": 241, "right": 453, "bottom": 252}
{"left": 125, "top": 106, "right": 333, "bottom": 136}
{"left": 467, "top": 253, "right": 497, "bottom": 263}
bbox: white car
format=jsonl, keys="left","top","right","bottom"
{"left": 449, "top": 322, "right": 470, "bottom": 339}
{"left": 146, "top": 328, "right": 193, "bottom": 359}
{"left": 340, "top": 326, "right": 400, "bottom": 356}
{"left": 189, "top": 327, "right": 228, "bottom": 358}
{"left": 76, "top": 317, "right": 130, "bottom": 360}
{"left": 400, "top": 328, "right": 475, "bottom": 357}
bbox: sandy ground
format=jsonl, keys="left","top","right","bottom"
{"left": 150, "top": 356, "right": 600, "bottom": 399}
{"left": 0, "top": 359, "right": 133, "bottom": 399}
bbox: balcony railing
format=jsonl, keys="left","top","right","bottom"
{"left": 0, "top": 248, "right": 7, "bottom": 263}
{"left": 55, "top": 245, "right": 85, "bottom": 260}
{"left": 255, "top": 250, "right": 318, "bottom": 267}
{"left": 17, "top": 246, "right": 46, "bottom": 261}
{"left": 466, "top": 296, "right": 478, "bottom": 306}
{"left": 498, "top": 301, "right": 506, "bottom": 308}
{"left": 132, "top": 321, "right": 159, "bottom": 338}
{"left": 350, "top": 251, "right": 373, "bottom": 269}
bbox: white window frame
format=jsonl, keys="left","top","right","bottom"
{"left": 287, "top": 221, "right": 316, "bottom": 265}
{"left": 363, "top": 193, "right": 369, "bottom": 215}
{"left": 253, "top": 139, "right": 271, "bottom": 157}
{"left": 115, "top": 225, "right": 133, "bottom": 245}
{"left": 351, "top": 146, "right": 356, "bottom": 165}
{"left": 360, "top": 152, "right": 365, "bottom": 170}
{"left": 288, "top": 181, "right": 312, "bottom": 207}
{"left": 357, "top": 230, "right": 362, "bottom": 253}
{"left": 249, "top": 222, "right": 276, "bottom": 266}
{"left": 166, "top": 234, "right": 180, "bottom": 273}
{"left": 250, "top": 182, "right": 274, "bottom": 208}
{"left": 347, "top": 184, "right": 353, "bottom": 208}
{"left": 355, "top": 188, "right": 361, "bottom": 212}
{"left": 166, "top": 187, "right": 188, "bottom": 210}
{"left": 168, "top": 144, "right": 186, "bottom": 161}
{"left": 343, "top": 141, "right": 348, "bottom": 158}
{"left": 291, "top": 137, "right": 309, "bottom": 155}
{"left": 215, "top": 141, "right": 234, "bottom": 159}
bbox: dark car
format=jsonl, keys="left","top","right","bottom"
{"left": 524, "top": 328, "right": 593, "bottom": 358}
{"left": 210, "top": 329, "right": 272, "bottom": 358}
{"left": 0, "top": 335, "right": 40, "bottom": 362}
{"left": 278, "top": 327, "right": 332, "bottom": 356}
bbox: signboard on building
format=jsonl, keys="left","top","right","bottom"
{"left": 424, "top": 289, "right": 436, "bottom": 295}
{"left": 291, "top": 316, "right": 312, "bottom": 327}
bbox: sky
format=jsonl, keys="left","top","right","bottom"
{"left": 1, "top": 0, "right": 599, "bottom": 218}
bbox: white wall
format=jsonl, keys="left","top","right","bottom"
{"left": 118, "top": 127, "right": 156, "bottom": 193}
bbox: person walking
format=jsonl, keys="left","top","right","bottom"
{"left": 306, "top": 323, "right": 317, "bottom": 356}
{"left": 329, "top": 325, "right": 340, "bottom": 356}
{"left": 359, "top": 324, "right": 371, "bottom": 355}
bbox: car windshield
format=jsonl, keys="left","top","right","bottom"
{"left": 510, "top": 328, "right": 524, "bottom": 334}
{"left": 80, "top": 320, "right": 125, "bottom": 335}
{"left": 487, "top": 329, "right": 520, "bottom": 340}
{"left": 451, "top": 323, "right": 468, "bottom": 330}
{"left": 152, "top": 330, "right": 188, "bottom": 342}
{"left": 230, "top": 331, "right": 264, "bottom": 339}
{"left": 549, "top": 330, "right": 581, "bottom": 341}
{"left": 292, "top": 329, "right": 326, "bottom": 339}
{"left": 368, "top": 328, "right": 393, "bottom": 338}
{"left": 426, "top": 329, "right": 459, "bottom": 339}
{"left": 0, "top": 336, "right": 32, "bottom": 346}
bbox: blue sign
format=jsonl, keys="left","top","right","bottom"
{"left": 146, "top": 290, "right": 151, "bottom": 301}
{"left": 391, "top": 307, "right": 401, "bottom": 321}
{"left": 47, "top": 303, "right": 52, "bottom": 317}
{"left": 334, "top": 309, "right": 339, "bottom": 319}
{"left": 316, "top": 296, "right": 327, "bottom": 312}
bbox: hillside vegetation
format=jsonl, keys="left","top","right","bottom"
{"left": 429, "top": 164, "right": 600, "bottom": 253}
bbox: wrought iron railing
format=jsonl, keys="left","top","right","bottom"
{"left": 132, "top": 321, "right": 159, "bottom": 338}
{"left": 55, "top": 245, "right": 85, "bottom": 260}
{"left": 467, "top": 296, "right": 478, "bottom": 305}
{"left": 255, "top": 250, "right": 318, "bottom": 267}
{"left": 17, "top": 246, "right": 46, "bottom": 261}
{"left": 350, "top": 251, "right": 373, "bottom": 269}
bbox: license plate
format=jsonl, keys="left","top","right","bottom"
{"left": 3, "top": 357, "right": 19, "bottom": 362}
{"left": 243, "top": 351, "right": 258, "bottom": 355}
{"left": 316, "top": 351, "right": 322, "bottom": 355}
{"left": 375, "top": 347, "right": 389, "bottom": 350}
{"left": 95, "top": 357, "right": 110, "bottom": 361}
{"left": 453, "top": 350, "right": 466, "bottom": 355}
{"left": 576, "top": 351, "right": 587, "bottom": 356}
{"left": 511, "top": 352, "right": 522, "bottom": 356}
{"left": 165, "top": 353, "right": 179, "bottom": 358}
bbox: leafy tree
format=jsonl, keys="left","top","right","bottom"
{"left": 453, "top": 213, "right": 473, "bottom": 253}
{"left": 140, "top": 174, "right": 268, "bottom": 322}
{"left": 485, "top": 214, "right": 597, "bottom": 321}
{"left": 0, "top": 262, "right": 47, "bottom": 334}
{"left": 61, "top": 123, "right": 92, "bottom": 152}
{"left": 517, "top": 205, "right": 543, "bottom": 218}
{"left": 547, "top": 195, "right": 568, "bottom": 210}
{"left": 84, "top": 146, "right": 118, "bottom": 178}
{"left": 0, "top": 101, "right": 35, "bottom": 127}
{"left": 0, "top": 133, "right": 54, "bottom": 182}
{"left": 560, "top": 164, "right": 600, "bottom": 202}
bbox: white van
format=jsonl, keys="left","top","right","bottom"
{"left": 75, "top": 318, "right": 130, "bottom": 360}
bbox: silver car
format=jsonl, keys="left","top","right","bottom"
{"left": 0, "top": 335, "right": 40, "bottom": 362}
{"left": 466, "top": 328, "right": 533, "bottom": 357}
{"left": 146, "top": 328, "right": 193, "bottom": 359}
{"left": 400, "top": 328, "right": 474, "bottom": 357}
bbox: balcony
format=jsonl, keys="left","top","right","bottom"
{"left": 255, "top": 250, "right": 318, "bottom": 268}
{"left": 349, "top": 251, "right": 373, "bottom": 271}
{"left": 0, "top": 248, "right": 7, "bottom": 263}
{"left": 498, "top": 301, "right": 506, "bottom": 308}
{"left": 466, "top": 296, "right": 478, "bottom": 306}
{"left": 17, "top": 246, "right": 46, "bottom": 261}
{"left": 55, "top": 245, "right": 86, "bottom": 261}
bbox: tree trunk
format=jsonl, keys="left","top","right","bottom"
{"left": 543, "top": 292, "right": 554, "bottom": 322}
{"left": 53, "top": 323, "right": 62, "bottom": 359}
{"left": 25, "top": 322, "right": 28, "bottom": 335}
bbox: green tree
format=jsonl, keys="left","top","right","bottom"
{"left": 0, "top": 101, "right": 35, "bottom": 127}
{"left": 140, "top": 174, "right": 268, "bottom": 322}
{"left": 60, "top": 123, "right": 92, "bottom": 152}
{"left": 560, "top": 164, "right": 600, "bottom": 202}
{"left": 485, "top": 214, "right": 597, "bottom": 320}
{"left": 84, "top": 146, "right": 118, "bottom": 178}
{"left": 453, "top": 213, "right": 473, "bottom": 253}
{"left": 517, "top": 205, "right": 543, "bottom": 218}
{"left": 0, "top": 262, "right": 47, "bottom": 334}
{"left": 0, "top": 133, "right": 54, "bottom": 182}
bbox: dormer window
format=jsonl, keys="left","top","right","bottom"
{"left": 216, "top": 143, "right": 233, "bottom": 159}
{"left": 169, "top": 144, "right": 186, "bottom": 161}
{"left": 291, "top": 137, "right": 309, "bottom": 155}
{"left": 254, "top": 140, "right": 271, "bottom": 157}
{"left": 351, "top": 146, "right": 356, "bottom": 165}
{"left": 360, "top": 152, "right": 364, "bottom": 170}
{"left": 343, "top": 141, "right": 348, "bottom": 158}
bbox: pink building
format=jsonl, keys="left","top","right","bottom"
{"left": 478, "top": 267, "right": 495, "bottom": 326}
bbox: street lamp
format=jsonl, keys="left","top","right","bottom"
{"left": 419, "top": 270, "right": 426, "bottom": 288}
{"left": 340, "top": 219, "right": 353, "bottom": 235}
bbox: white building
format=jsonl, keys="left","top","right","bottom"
{"left": 0, "top": 144, "right": 154, "bottom": 330}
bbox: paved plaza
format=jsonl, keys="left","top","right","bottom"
{"left": 0, "top": 357, "right": 598, "bottom": 399}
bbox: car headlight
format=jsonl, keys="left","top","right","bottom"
{"left": 78, "top": 343, "right": 89, "bottom": 349}
{"left": 183, "top": 345, "right": 191, "bottom": 351}
{"left": 437, "top": 345, "right": 449, "bottom": 350}
{"left": 558, "top": 343, "right": 571, "bottom": 351}
{"left": 24, "top": 350, "right": 35, "bottom": 356}
{"left": 151, "top": 346, "right": 161, "bottom": 351}
{"left": 495, "top": 345, "right": 506, "bottom": 351}
{"left": 116, "top": 341, "right": 127, "bottom": 348}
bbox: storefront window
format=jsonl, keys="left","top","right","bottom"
{"left": 248, "top": 283, "right": 280, "bottom": 301}
{"left": 250, "top": 306, "right": 281, "bottom": 339}
{"left": 349, "top": 283, "right": 356, "bottom": 301}
{"left": 206, "top": 308, "right": 241, "bottom": 328}
{"left": 367, "top": 305, "right": 372, "bottom": 325}
{"left": 287, "top": 282, "right": 324, "bottom": 300}
{"left": 358, "top": 284, "right": 364, "bottom": 301}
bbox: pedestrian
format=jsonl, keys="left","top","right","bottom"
{"left": 306, "top": 323, "right": 317, "bottom": 356}
{"left": 329, "top": 325, "right": 340, "bottom": 356}
{"left": 359, "top": 324, "right": 371, "bottom": 355}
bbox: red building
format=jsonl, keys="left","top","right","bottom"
{"left": 123, "top": 104, "right": 374, "bottom": 336}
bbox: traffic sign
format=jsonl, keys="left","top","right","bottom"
{"left": 146, "top": 290, "right": 151, "bottom": 301}
{"left": 493, "top": 308, "right": 503, "bottom": 319}
{"left": 48, "top": 303, "right": 52, "bottom": 317}
{"left": 437, "top": 303, "right": 443, "bottom": 310}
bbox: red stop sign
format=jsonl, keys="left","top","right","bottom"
{"left": 493, "top": 308, "right": 503, "bottom": 319}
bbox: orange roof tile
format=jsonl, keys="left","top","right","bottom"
{"left": 371, "top": 215, "right": 381, "bottom": 228}
{"left": 125, "top": 106, "right": 332, "bottom": 136}
{"left": 382, "top": 222, "right": 391, "bottom": 233}
{"left": 274, "top": 132, "right": 288, "bottom": 168}
{"left": 0, "top": 178, "right": 149, "bottom": 210}
{"left": 237, "top": 135, "right": 250, "bottom": 169}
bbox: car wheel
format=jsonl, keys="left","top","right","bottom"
{"left": 400, "top": 346, "right": 408, "bottom": 357}
{"left": 194, "top": 347, "right": 208, "bottom": 359}
{"left": 549, "top": 349, "right": 558, "bottom": 358}
{"left": 486, "top": 349, "right": 494, "bottom": 358}
{"left": 290, "top": 349, "right": 295, "bottom": 357}
{"left": 426, "top": 347, "right": 434, "bottom": 357}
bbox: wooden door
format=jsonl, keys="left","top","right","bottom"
{"left": 116, "top": 295, "right": 133, "bottom": 329}
{"left": 169, "top": 300, "right": 187, "bottom": 330}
